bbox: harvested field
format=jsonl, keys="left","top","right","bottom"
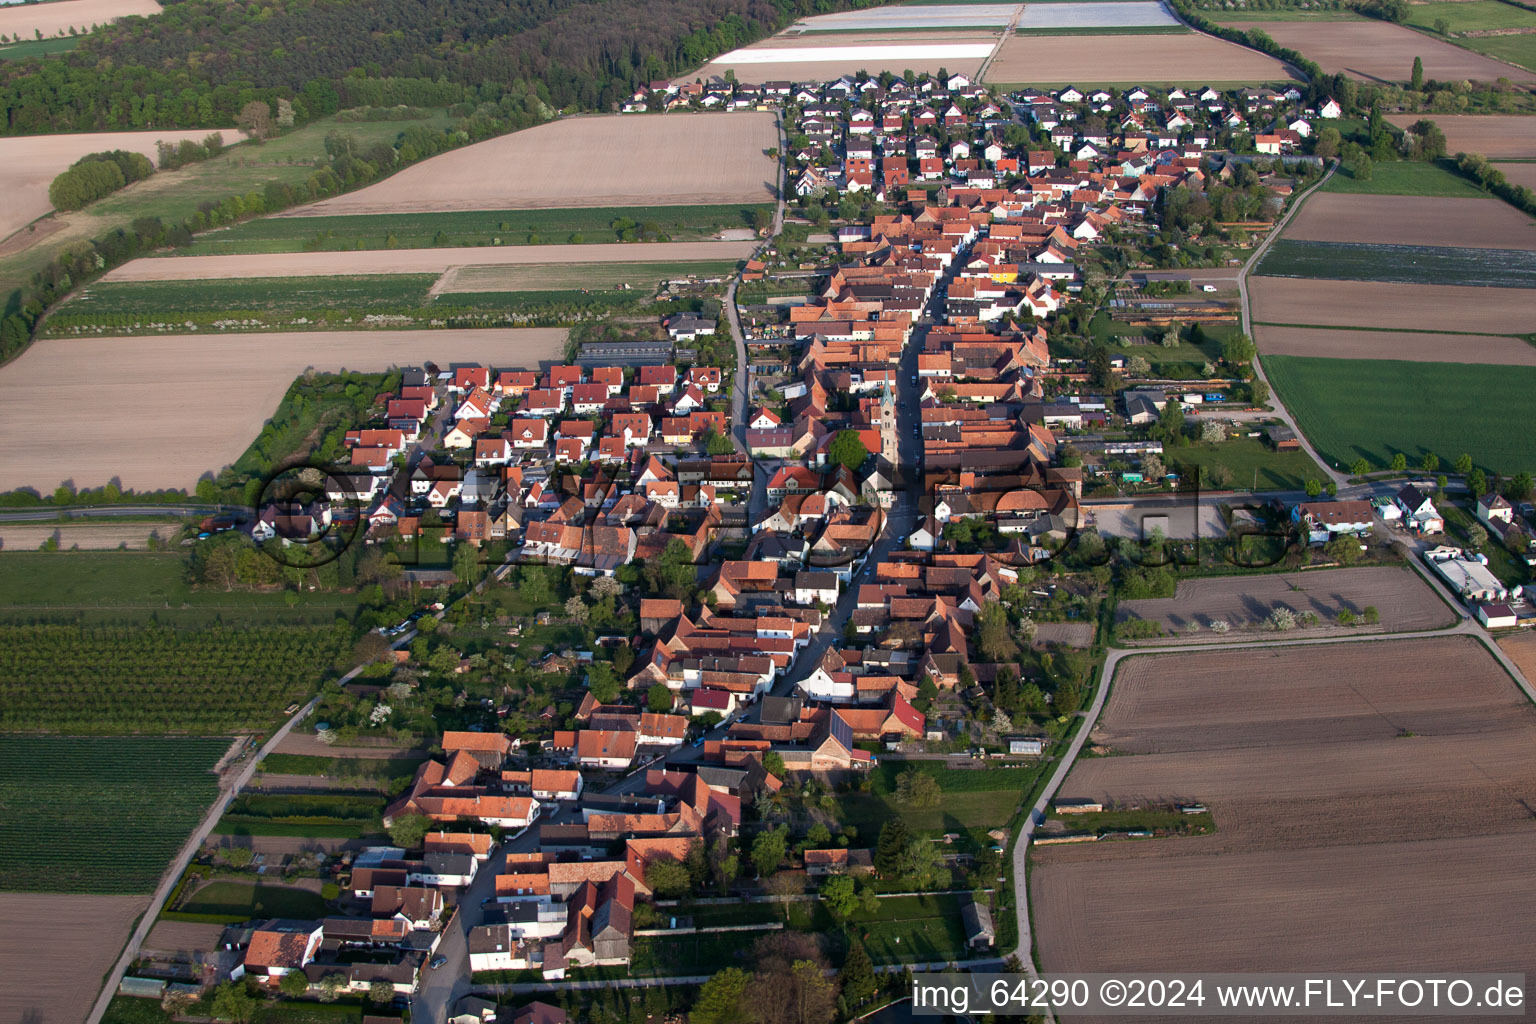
{"left": 985, "top": 30, "right": 1294, "bottom": 84}
{"left": 0, "top": 0, "right": 157, "bottom": 40}
{"left": 793, "top": 4, "right": 1018, "bottom": 29}
{"left": 1249, "top": 276, "right": 1536, "bottom": 334}
{"left": 105, "top": 240, "right": 758, "bottom": 282}
{"left": 1388, "top": 114, "right": 1536, "bottom": 159}
{"left": 1032, "top": 637, "right": 1536, "bottom": 985}
{"left": 1015, "top": 1, "right": 1178, "bottom": 28}
{"left": 1497, "top": 162, "right": 1536, "bottom": 191}
{"left": 0, "top": 128, "right": 240, "bottom": 243}
{"left": 1283, "top": 193, "right": 1536, "bottom": 250}
{"left": 1033, "top": 621, "right": 1095, "bottom": 647}
{"left": 1254, "top": 324, "right": 1536, "bottom": 366}
{"left": 285, "top": 114, "right": 777, "bottom": 217}
{"left": 0, "top": 893, "right": 147, "bottom": 1024}
{"left": 1116, "top": 566, "right": 1454, "bottom": 640}
{"left": 1245, "top": 21, "right": 1536, "bottom": 82}
{"left": 0, "top": 329, "right": 566, "bottom": 492}
{"left": 0, "top": 523, "right": 178, "bottom": 551}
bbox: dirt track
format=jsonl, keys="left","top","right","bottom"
{"left": 0, "top": 0, "right": 157, "bottom": 40}
{"left": 104, "top": 240, "right": 759, "bottom": 282}
{"left": 985, "top": 31, "right": 1294, "bottom": 84}
{"left": 1250, "top": 276, "right": 1536, "bottom": 334}
{"left": 1117, "top": 566, "right": 1454, "bottom": 639}
{"left": 0, "top": 329, "right": 566, "bottom": 492}
{"left": 1247, "top": 21, "right": 1536, "bottom": 82}
{"left": 1387, "top": 114, "right": 1536, "bottom": 159}
{"left": 1031, "top": 637, "right": 1536, "bottom": 993}
{"left": 0, "top": 128, "right": 240, "bottom": 244}
{"left": 283, "top": 114, "right": 778, "bottom": 216}
{"left": 1254, "top": 324, "right": 1536, "bottom": 365}
{"left": 1284, "top": 193, "right": 1536, "bottom": 250}
{"left": 0, "top": 893, "right": 148, "bottom": 1024}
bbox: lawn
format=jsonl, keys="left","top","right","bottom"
{"left": 258, "top": 753, "right": 426, "bottom": 793}
{"left": 181, "top": 204, "right": 773, "bottom": 255}
{"left": 1263, "top": 354, "right": 1536, "bottom": 474}
{"left": 1321, "top": 160, "right": 1487, "bottom": 198}
{"left": 1456, "top": 30, "right": 1536, "bottom": 72}
{"left": 168, "top": 879, "right": 327, "bottom": 921}
{"left": 0, "top": 36, "right": 81, "bottom": 60}
{"left": 0, "top": 735, "right": 228, "bottom": 892}
{"left": 840, "top": 762, "right": 1043, "bottom": 847}
{"left": 438, "top": 259, "right": 741, "bottom": 293}
{"left": 215, "top": 792, "right": 386, "bottom": 839}
{"left": 1163, "top": 436, "right": 1328, "bottom": 492}
{"left": 1255, "top": 239, "right": 1536, "bottom": 288}
{"left": 846, "top": 893, "right": 972, "bottom": 964}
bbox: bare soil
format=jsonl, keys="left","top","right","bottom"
{"left": 142, "top": 919, "right": 226, "bottom": 959}
{"left": 0, "top": 0, "right": 158, "bottom": 41}
{"left": 1496, "top": 629, "right": 1536, "bottom": 683}
{"left": 1247, "top": 21, "right": 1536, "bottom": 82}
{"left": 1284, "top": 193, "right": 1536, "bottom": 250}
{"left": 1386, "top": 114, "right": 1536, "bottom": 159}
{"left": 105, "top": 240, "right": 759, "bottom": 282}
{"left": 0, "top": 128, "right": 241, "bottom": 244}
{"left": 1255, "top": 324, "right": 1536, "bottom": 365}
{"left": 283, "top": 113, "right": 778, "bottom": 216}
{"left": 985, "top": 31, "right": 1294, "bottom": 84}
{"left": 1033, "top": 622, "right": 1095, "bottom": 647}
{"left": 0, "top": 329, "right": 567, "bottom": 492}
{"left": 0, "top": 523, "right": 178, "bottom": 552}
{"left": 1032, "top": 637, "right": 1536, "bottom": 991}
{"left": 1496, "top": 161, "right": 1536, "bottom": 190}
{"left": 1117, "top": 566, "right": 1455, "bottom": 639}
{"left": 1249, "top": 276, "right": 1536, "bottom": 334}
{"left": 0, "top": 892, "right": 148, "bottom": 1024}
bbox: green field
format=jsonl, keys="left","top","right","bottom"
{"left": 168, "top": 878, "right": 327, "bottom": 921}
{"left": 215, "top": 792, "right": 386, "bottom": 838}
{"left": 1264, "top": 355, "right": 1536, "bottom": 474}
{"left": 258, "top": 753, "right": 426, "bottom": 792}
{"left": 1165, "top": 436, "right": 1328, "bottom": 491}
{"left": 840, "top": 762, "right": 1042, "bottom": 847}
{"left": 438, "top": 259, "right": 741, "bottom": 293}
{"left": 1256, "top": 239, "right": 1536, "bottom": 288}
{"left": 180, "top": 204, "right": 772, "bottom": 255}
{"left": 57, "top": 275, "right": 437, "bottom": 316}
{"left": 1405, "top": 0, "right": 1536, "bottom": 33}
{"left": 0, "top": 36, "right": 81, "bottom": 60}
{"left": 0, "top": 551, "right": 358, "bottom": 625}
{"left": 0, "top": 622, "right": 350, "bottom": 733}
{"left": 1321, "top": 160, "right": 1487, "bottom": 198}
{"left": 0, "top": 736, "right": 227, "bottom": 892}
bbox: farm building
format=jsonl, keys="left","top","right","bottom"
{"left": 1266, "top": 425, "right": 1300, "bottom": 451}
{"left": 1431, "top": 556, "right": 1508, "bottom": 604}
{"left": 1478, "top": 603, "right": 1517, "bottom": 629}
{"left": 1293, "top": 500, "right": 1374, "bottom": 544}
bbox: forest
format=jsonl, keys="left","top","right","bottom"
{"left": 0, "top": 0, "right": 871, "bottom": 135}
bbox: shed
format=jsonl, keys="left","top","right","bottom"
{"left": 1478, "top": 602, "right": 1517, "bottom": 629}
{"left": 1008, "top": 737, "right": 1044, "bottom": 756}
{"left": 960, "top": 897, "right": 995, "bottom": 950}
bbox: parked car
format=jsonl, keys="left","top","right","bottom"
{"left": 430, "top": 955, "right": 448, "bottom": 969}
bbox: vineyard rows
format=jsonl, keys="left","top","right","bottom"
{"left": 0, "top": 735, "right": 229, "bottom": 892}
{"left": 0, "top": 624, "right": 351, "bottom": 733}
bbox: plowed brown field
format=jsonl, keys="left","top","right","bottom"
{"left": 986, "top": 31, "right": 1295, "bottom": 84}
{"left": 0, "top": 329, "right": 565, "bottom": 492}
{"left": 1032, "top": 637, "right": 1536, "bottom": 989}
{"left": 283, "top": 114, "right": 778, "bottom": 216}
{"left": 1248, "top": 21, "right": 1536, "bottom": 82}
{"left": 1386, "top": 114, "right": 1536, "bottom": 159}
{"left": 1254, "top": 324, "right": 1536, "bottom": 365}
{"left": 0, "top": 893, "right": 148, "bottom": 1024}
{"left": 1284, "top": 193, "right": 1536, "bottom": 250}
{"left": 1116, "top": 566, "right": 1454, "bottom": 640}
{"left": 1250, "top": 277, "right": 1536, "bottom": 334}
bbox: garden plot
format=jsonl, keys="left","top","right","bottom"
{"left": 1254, "top": 325, "right": 1536, "bottom": 367}
{"left": 1016, "top": 1, "right": 1179, "bottom": 28}
{"left": 1387, "top": 114, "right": 1536, "bottom": 159}
{"left": 1282, "top": 193, "right": 1536, "bottom": 250}
{"left": 1116, "top": 566, "right": 1453, "bottom": 640}
{"left": 283, "top": 114, "right": 778, "bottom": 216}
{"left": 0, "top": 328, "right": 566, "bottom": 491}
{"left": 792, "top": 3, "right": 1019, "bottom": 30}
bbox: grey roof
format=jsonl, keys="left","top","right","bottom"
{"left": 761, "top": 695, "right": 803, "bottom": 725}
